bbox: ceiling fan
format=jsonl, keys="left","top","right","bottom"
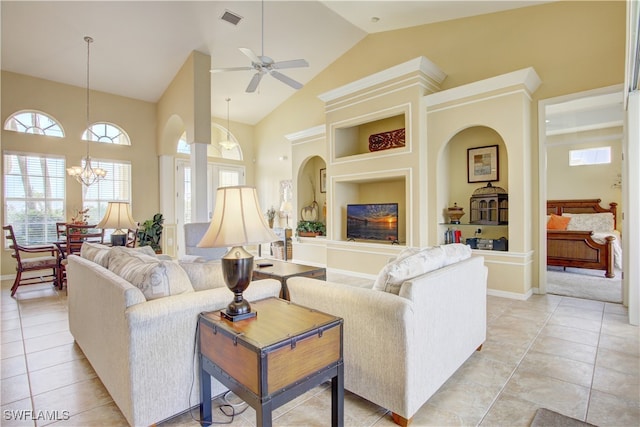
{"left": 210, "top": 0, "right": 309, "bottom": 93}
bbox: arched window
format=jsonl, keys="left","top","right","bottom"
{"left": 4, "top": 110, "right": 64, "bottom": 138}
{"left": 83, "top": 122, "right": 130, "bottom": 145}
{"left": 177, "top": 133, "right": 190, "bottom": 154}
{"left": 176, "top": 127, "right": 243, "bottom": 161}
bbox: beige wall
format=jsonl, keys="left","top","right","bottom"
{"left": 254, "top": 1, "right": 624, "bottom": 282}
{"left": 1, "top": 71, "right": 158, "bottom": 275}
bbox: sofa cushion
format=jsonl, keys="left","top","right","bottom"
{"left": 81, "top": 242, "right": 158, "bottom": 268}
{"left": 547, "top": 214, "right": 570, "bottom": 230}
{"left": 178, "top": 259, "right": 226, "bottom": 291}
{"left": 563, "top": 212, "right": 614, "bottom": 232}
{"left": 373, "top": 244, "right": 472, "bottom": 295}
{"left": 108, "top": 247, "right": 193, "bottom": 300}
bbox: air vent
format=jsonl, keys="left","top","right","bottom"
{"left": 221, "top": 10, "right": 242, "bottom": 26}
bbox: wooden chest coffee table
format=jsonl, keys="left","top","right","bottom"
{"left": 252, "top": 259, "right": 326, "bottom": 300}
{"left": 199, "top": 297, "right": 344, "bottom": 427}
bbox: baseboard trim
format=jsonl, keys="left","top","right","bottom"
{"left": 487, "top": 288, "right": 533, "bottom": 300}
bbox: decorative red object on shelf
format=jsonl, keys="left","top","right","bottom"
{"left": 368, "top": 128, "right": 405, "bottom": 152}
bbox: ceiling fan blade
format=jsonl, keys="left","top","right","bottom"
{"left": 210, "top": 66, "right": 253, "bottom": 73}
{"left": 272, "top": 59, "right": 309, "bottom": 70}
{"left": 246, "top": 72, "right": 265, "bottom": 93}
{"left": 270, "top": 70, "right": 303, "bottom": 90}
{"left": 239, "top": 47, "right": 262, "bottom": 65}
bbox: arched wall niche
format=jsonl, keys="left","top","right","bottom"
{"left": 441, "top": 125, "right": 509, "bottom": 241}
{"left": 296, "top": 155, "right": 327, "bottom": 225}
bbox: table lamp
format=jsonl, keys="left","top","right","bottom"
{"left": 97, "top": 202, "right": 137, "bottom": 246}
{"left": 198, "top": 186, "right": 278, "bottom": 321}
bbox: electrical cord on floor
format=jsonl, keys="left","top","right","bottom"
{"left": 187, "top": 315, "right": 249, "bottom": 425}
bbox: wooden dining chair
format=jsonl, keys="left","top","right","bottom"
{"left": 125, "top": 227, "right": 138, "bottom": 248}
{"left": 57, "top": 224, "right": 104, "bottom": 289}
{"left": 55, "top": 222, "right": 67, "bottom": 239}
{"left": 3, "top": 225, "right": 60, "bottom": 296}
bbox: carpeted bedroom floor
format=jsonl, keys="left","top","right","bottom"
{"left": 546, "top": 267, "right": 623, "bottom": 303}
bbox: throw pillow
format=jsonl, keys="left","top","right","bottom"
{"left": 108, "top": 247, "right": 193, "bottom": 300}
{"left": 372, "top": 247, "right": 423, "bottom": 291}
{"left": 178, "top": 260, "right": 226, "bottom": 291}
{"left": 384, "top": 246, "right": 447, "bottom": 294}
{"left": 80, "top": 242, "right": 111, "bottom": 267}
{"left": 563, "top": 212, "right": 614, "bottom": 232}
{"left": 441, "top": 243, "right": 472, "bottom": 266}
{"left": 547, "top": 214, "right": 571, "bottom": 230}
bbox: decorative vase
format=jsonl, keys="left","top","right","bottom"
{"left": 268, "top": 218, "right": 274, "bottom": 228}
{"left": 447, "top": 203, "right": 465, "bottom": 224}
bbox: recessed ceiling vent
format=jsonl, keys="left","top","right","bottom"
{"left": 221, "top": 10, "right": 242, "bottom": 26}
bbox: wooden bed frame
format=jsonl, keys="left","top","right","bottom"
{"left": 546, "top": 199, "right": 618, "bottom": 278}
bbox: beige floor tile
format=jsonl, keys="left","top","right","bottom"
{"left": 29, "top": 358, "right": 97, "bottom": 396}
{"left": 20, "top": 311, "right": 68, "bottom": 328}
{"left": 592, "top": 365, "right": 640, "bottom": 401}
{"left": 479, "top": 392, "right": 539, "bottom": 427}
{"left": 1, "top": 373, "right": 31, "bottom": 405}
{"left": 21, "top": 319, "right": 69, "bottom": 340}
{"left": 502, "top": 370, "right": 590, "bottom": 420}
{"left": 517, "top": 350, "right": 594, "bottom": 388}
{"left": 598, "top": 332, "right": 640, "bottom": 356}
{"left": 539, "top": 323, "right": 600, "bottom": 347}
{"left": 408, "top": 402, "right": 466, "bottom": 426}
{"left": 586, "top": 389, "right": 640, "bottom": 427}
{"left": 450, "top": 353, "right": 514, "bottom": 389}
{"left": 2, "top": 328, "right": 24, "bottom": 344}
{"left": 2, "top": 307, "right": 21, "bottom": 321}
{"left": 530, "top": 335, "right": 597, "bottom": 364}
{"left": 31, "top": 377, "right": 113, "bottom": 421}
{"left": 26, "top": 342, "right": 85, "bottom": 372}
{"left": 38, "top": 402, "right": 128, "bottom": 427}
{"left": 1, "top": 340, "right": 26, "bottom": 359}
{"left": 1, "top": 317, "right": 22, "bottom": 331}
{"left": 475, "top": 337, "right": 528, "bottom": 367}
{"left": 547, "top": 312, "right": 602, "bottom": 333}
{"left": 1, "top": 355, "right": 28, "bottom": 379}
{"left": 23, "top": 330, "right": 74, "bottom": 354}
{"left": 1, "top": 397, "right": 35, "bottom": 427}
{"left": 558, "top": 297, "right": 605, "bottom": 312}
{"left": 422, "top": 377, "right": 498, "bottom": 425}
{"left": 601, "top": 314, "right": 639, "bottom": 340}
{"left": 596, "top": 347, "right": 640, "bottom": 376}
{"left": 553, "top": 304, "right": 604, "bottom": 321}
{"left": 604, "top": 302, "right": 628, "bottom": 315}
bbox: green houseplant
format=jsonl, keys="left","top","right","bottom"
{"left": 137, "top": 213, "right": 164, "bottom": 252}
{"left": 296, "top": 220, "right": 325, "bottom": 237}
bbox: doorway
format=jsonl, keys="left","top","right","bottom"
{"left": 538, "top": 85, "right": 624, "bottom": 302}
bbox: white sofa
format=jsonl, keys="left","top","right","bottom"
{"left": 183, "top": 222, "right": 228, "bottom": 261}
{"left": 287, "top": 252, "right": 487, "bottom": 426}
{"left": 66, "top": 248, "right": 281, "bottom": 426}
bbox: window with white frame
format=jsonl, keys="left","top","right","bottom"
{"left": 569, "top": 146, "right": 612, "bottom": 166}
{"left": 83, "top": 122, "right": 130, "bottom": 145}
{"left": 4, "top": 110, "right": 64, "bottom": 138}
{"left": 3, "top": 152, "right": 66, "bottom": 245}
{"left": 82, "top": 160, "right": 132, "bottom": 232}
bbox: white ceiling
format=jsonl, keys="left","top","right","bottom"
{"left": 1, "top": 1, "right": 550, "bottom": 125}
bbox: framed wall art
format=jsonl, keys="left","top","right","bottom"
{"left": 467, "top": 145, "right": 499, "bottom": 183}
{"left": 320, "top": 168, "right": 327, "bottom": 193}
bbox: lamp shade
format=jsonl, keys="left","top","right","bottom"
{"left": 280, "top": 201, "right": 293, "bottom": 213}
{"left": 198, "top": 186, "right": 278, "bottom": 248}
{"left": 96, "top": 202, "right": 137, "bottom": 231}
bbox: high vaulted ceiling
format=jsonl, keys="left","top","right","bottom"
{"left": 1, "top": 1, "right": 550, "bottom": 125}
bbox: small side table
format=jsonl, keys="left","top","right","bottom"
{"left": 199, "top": 298, "right": 344, "bottom": 427}
{"left": 252, "top": 259, "right": 326, "bottom": 300}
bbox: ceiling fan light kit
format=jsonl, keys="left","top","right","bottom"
{"left": 211, "top": 0, "right": 308, "bottom": 93}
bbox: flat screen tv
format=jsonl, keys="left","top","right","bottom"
{"left": 346, "top": 203, "right": 399, "bottom": 242}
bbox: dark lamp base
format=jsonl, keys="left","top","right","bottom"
{"left": 221, "top": 310, "right": 257, "bottom": 322}
{"left": 111, "top": 233, "right": 126, "bottom": 246}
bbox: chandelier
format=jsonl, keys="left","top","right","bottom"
{"left": 219, "top": 97, "right": 238, "bottom": 150}
{"left": 67, "top": 36, "right": 107, "bottom": 186}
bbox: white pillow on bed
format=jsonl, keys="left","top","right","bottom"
{"left": 563, "top": 213, "right": 614, "bottom": 232}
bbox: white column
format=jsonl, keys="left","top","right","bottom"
{"left": 191, "top": 142, "right": 209, "bottom": 223}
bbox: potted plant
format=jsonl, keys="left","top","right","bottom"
{"left": 296, "top": 220, "right": 325, "bottom": 237}
{"left": 137, "top": 213, "right": 164, "bottom": 253}
{"left": 265, "top": 206, "right": 276, "bottom": 228}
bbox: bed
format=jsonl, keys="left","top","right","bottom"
{"left": 546, "top": 199, "right": 620, "bottom": 278}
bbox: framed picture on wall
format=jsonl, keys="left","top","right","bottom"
{"left": 320, "top": 168, "right": 327, "bottom": 193}
{"left": 468, "top": 145, "right": 499, "bottom": 183}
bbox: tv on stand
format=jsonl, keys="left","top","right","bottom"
{"left": 346, "top": 203, "right": 399, "bottom": 243}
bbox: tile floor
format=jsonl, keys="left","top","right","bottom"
{"left": 1, "top": 277, "right": 638, "bottom": 427}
